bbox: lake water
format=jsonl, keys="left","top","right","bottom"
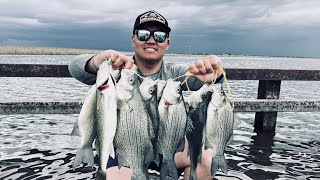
{"left": 0, "top": 55, "right": 320, "bottom": 179}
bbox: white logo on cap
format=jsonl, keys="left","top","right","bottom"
{"left": 140, "top": 11, "right": 165, "bottom": 24}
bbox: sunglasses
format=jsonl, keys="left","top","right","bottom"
{"left": 135, "top": 29, "right": 168, "bottom": 43}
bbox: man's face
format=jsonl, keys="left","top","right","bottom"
{"left": 131, "top": 23, "right": 170, "bottom": 63}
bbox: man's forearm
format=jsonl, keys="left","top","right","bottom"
{"left": 68, "top": 54, "right": 97, "bottom": 85}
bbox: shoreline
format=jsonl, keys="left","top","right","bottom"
{"left": 0, "top": 45, "right": 318, "bottom": 59}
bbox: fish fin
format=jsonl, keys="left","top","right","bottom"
{"left": 188, "top": 137, "right": 201, "bottom": 180}
{"left": 95, "top": 168, "right": 107, "bottom": 180}
{"left": 70, "top": 121, "right": 80, "bottom": 136}
{"left": 227, "top": 134, "right": 234, "bottom": 146}
{"left": 109, "top": 144, "right": 115, "bottom": 159}
{"left": 145, "top": 148, "right": 155, "bottom": 166}
{"left": 94, "top": 139, "right": 100, "bottom": 156}
{"left": 73, "top": 146, "right": 94, "bottom": 169}
{"left": 198, "top": 143, "right": 204, "bottom": 164}
{"left": 117, "top": 154, "right": 130, "bottom": 169}
{"left": 157, "top": 80, "right": 167, "bottom": 102}
{"left": 211, "top": 155, "right": 228, "bottom": 176}
{"left": 117, "top": 99, "right": 129, "bottom": 110}
{"left": 204, "top": 137, "right": 213, "bottom": 150}
{"left": 111, "top": 70, "right": 120, "bottom": 82}
{"left": 147, "top": 116, "right": 155, "bottom": 140}
{"left": 176, "top": 138, "right": 185, "bottom": 153}
{"left": 189, "top": 167, "right": 197, "bottom": 180}
{"left": 82, "top": 84, "right": 97, "bottom": 103}
{"left": 158, "top": 121, "right": 167, "bottom": 138}
{"left": 153, "top": 153, "right": 161, "bottom": 167}
{"left": 160, "top": 160, "right": 179, "bottom": 180}
{"left": 185, "top": 116, "right": 194, "bottom": 134}
{"left": 233, "top": 113, "right": 241, "bottom": 128}
{"left": 156, "top": 138, "right": 162, "bottom": 155}
{"left": 131, "top": 174, "right": 149, "bottom": 180}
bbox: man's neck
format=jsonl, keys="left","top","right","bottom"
{"left": 134, "top": 55, "right": 163, "bottom": 75}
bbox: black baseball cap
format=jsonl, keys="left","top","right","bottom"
{"left": 133, "top": 10, "right": 171, "bottom": 33}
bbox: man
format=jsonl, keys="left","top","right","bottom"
{"left": 69, "top": 10, "right": 223, "bottom": 179}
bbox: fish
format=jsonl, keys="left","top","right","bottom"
{"left": 186, "top": 84, "right": 213, "bottom": 180}
{"left": 158, "top": 79, "right": 188, "bottom": 180}
{"left": 114, "top": 69, "right": 154, "bottom": 180}
{"left": 157, "top": 80, "right": 167, "bottom": 102}
{"left": 205, "top": 83, "right": 238, "bottom": 176}
{"left": 95, "top": 60, "right": 117, "bottom": 175}
{"left": 139, "top": 77, "right": 160, "bottom": 159}
{"left": 71, "top": 60, "right": 117, "bottom": 178}
{"left": 70, "top": 70, "right": 120, "bottom": 138}
{"left": 72, "top": 84, "right": 97, "bottom": 169}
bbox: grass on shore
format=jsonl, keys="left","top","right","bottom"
{"left": 0, "top": 45, "right": 134, "bottom": 55}
{"left": 0, "top": 45, "right": 235, "bottom": 56}
{"left": 2, "top": 45, "right": 314, "bottom": 58}
{"left": 0, "top": 45, "right": 238, "bottom": 57}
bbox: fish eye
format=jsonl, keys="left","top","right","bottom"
{"left": 149, "top": 88, "right": 154, "bottom": 94}
{"left": 177, "top": 87, "right": 180, "bottom": 93}
{"left": 129, "top": 78, "right": 134, "bottom": 84}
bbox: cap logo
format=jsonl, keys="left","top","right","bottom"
{"left": 140, "top": 11, "right": 165, "bottom": 24}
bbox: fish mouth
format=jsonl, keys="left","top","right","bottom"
{"left": 98, "top": 75, "right": 116, "bottom": 91}
{"left": 98, "top": 79, "right": 109, "bottom": 91}
{"left": 164, "top": 101, "right": 171, "bottom": 107}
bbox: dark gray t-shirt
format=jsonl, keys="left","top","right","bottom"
{"left": 68, "top": 54, "right": 221, "bottom": 91}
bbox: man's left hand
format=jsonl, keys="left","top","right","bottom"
{"left": 186, "top": 55, "right": 223, "bottom": 83}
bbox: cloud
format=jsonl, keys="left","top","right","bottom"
{"left": 0, "top": 38, "right": 46, "bottom": 46}
{"left": 0, "top": 0, "right": 320, "bottom": 57}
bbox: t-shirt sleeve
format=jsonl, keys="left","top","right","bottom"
{"left": 68, "top": 54, "right": 96, "bottom": 85}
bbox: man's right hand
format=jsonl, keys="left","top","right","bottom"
{"left": 87, "top": 50, "right": 137, "bottom": 74}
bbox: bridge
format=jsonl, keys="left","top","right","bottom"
{"left": 1, "top": 63, "right": 319, "bottom": 134}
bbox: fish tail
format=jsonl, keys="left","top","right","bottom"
{"left": 131, "top": 165, "right": 149, "bottom": 180}
{"left": 188, "top": 145, "right": 200, "bottom": 180}
{"left": 73, "top": 146, "right": 94, "bottom": 168}
{"left": 131, "top": 174, "right": 148, "bottom": 180}
{"left": 109, "top": 144, "right": 115, "bottom": 159}
{"left": 117, "top": 154, "right": 130, "bottom": 168}
{"left": 99, "top": 151, "right": 109, "bottom": 173}
{"left": 95, "top": 168, "right": 107, "bottom": 180}
{"left": 176, "top": 137, "right": 185, "bottom": 153}
{"left": 210, "top": 155, "right": 228, "bottom": 176}
{"left": 97, "top": 145, "right": 115, "bottom": 173}
{"left": 160, "top": 160, "right": 178, "bottom": 180}
{"left": 189, "top": 166, "right": 197, "bottom": 180}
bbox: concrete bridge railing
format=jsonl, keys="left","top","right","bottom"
{"left": 1, "top": 63, "right": 320, "bottom": 134}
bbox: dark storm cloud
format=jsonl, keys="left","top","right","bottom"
{"left": 0, "top": 21, "right": 133, "bottom": 50}
{"left": 1, "top": 0, "right": 320, "bottom": 57}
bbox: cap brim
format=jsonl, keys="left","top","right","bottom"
{"left": 134, "top": 21, "right": 171, "bottom": 32}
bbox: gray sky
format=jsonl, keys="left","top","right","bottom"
{"left": 1, "top": 0, "right": 319, "bottom": 57}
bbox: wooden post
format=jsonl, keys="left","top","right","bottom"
{"left": 254, "top": 80, "right": 281, "bottom": 134}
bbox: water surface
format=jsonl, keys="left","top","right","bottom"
{"left": 0, "top": 55, "right": 320, "bottom": 179}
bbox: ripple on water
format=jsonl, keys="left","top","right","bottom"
{"left": 1, "top": 112, "right": 320, "bottom": 179}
